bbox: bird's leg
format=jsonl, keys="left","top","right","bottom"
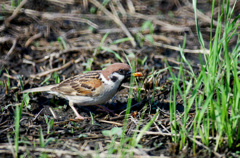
{"left": 69, "top": 101, "right": 85, "bottom": 120}
{"left": 95, "top": 105, "right": 115, "bottom": 115}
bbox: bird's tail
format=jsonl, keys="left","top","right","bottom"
{"left": 21, "top": 85, "right": 56, "bottom": 93}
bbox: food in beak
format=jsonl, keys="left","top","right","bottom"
{"left": 132, "top": 72, "right": 143, "bottom": 77}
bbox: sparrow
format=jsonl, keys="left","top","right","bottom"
{"left": 22, "top": 63, "right": 136, "bottom": 120}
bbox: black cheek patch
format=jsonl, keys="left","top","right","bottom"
{"left": 110, "top": 76, "right": 118, "bottom": 82}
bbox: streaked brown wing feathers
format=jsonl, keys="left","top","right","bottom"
{"left": 51, "top": 71, "right": 102, "bottom": 96}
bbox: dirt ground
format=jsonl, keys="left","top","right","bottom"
{"left": 1, "top": 0, "right": 240, "bottom": 157}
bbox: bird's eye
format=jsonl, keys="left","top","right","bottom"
{"left": 118, "top": 69, "right": 124, "bottom": 74}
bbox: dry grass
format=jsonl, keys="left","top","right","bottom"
{"left": 0, "top": 0, "right": 240, "bottom": 157}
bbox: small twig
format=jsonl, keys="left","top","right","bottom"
{"left": 109, "top": 115, "right": 125, "bottom": 121}
{"left": 0, "top": 145, "right": 81, "bottom": 157}
{"left": 129, "top": 116, "right": 138, "bottom": 126}
{"left": 83, "top": 0, "right": 88, "bottom": 9}
{"left": 4, "top": 0, "right": 28, "bottom": 26}
{"left": 121, "top": 84, "right": 145, "bottom": 91}
{"left": 130, "top": 12, "right": 189, "bottom": 32}
{"left": 30, "top": 60, "right": 74, "bottom": 78}
{"left": 153, "top": 54, "right": 182, "bottom": 65}
{"left": 132, "top": 130, "right": 228, "bottom": 141}
{"left": 47, "top": 0, "right": 74, "bottom": 6}
{"left": 3, "top": 73, "right": 18, "bottom": 81}
{"left": 97, "top": 119, "right": 123, "bottom": 126}
{"left": 149, "top": 114, "right": 162, "bottom": 133}
{"left": 126, "top": 0, "right": 135, "bottom": 13}
{"left": 0, "top": 118, "right": 26, "bottom": 135}
{"left": 5, "top": 38, "right": 17, "bottom": 60}
{"left": 22, "top": 58, "right": 36, "bottom": 67}
{"left": 152, "top": 39, "right": 209, "bottom": 54}
{"left": 188, "top": 136, "right": 223, "bottom": 158}
{"left": 25, "top": 32, "right": 43, "bottom": 47}
{"left": 119, "top": 102, "right": 142, "bottom": 115}
{"left": 136, "top": 31, "right": 209, "bottom": 54}
{"left": 2, "top": 4, "right": 99, "bottom": 29}
{"left": 184, "top": 1, "right": 219, "bottom": 27}
{"left": 114, "top": 0, "right": 127, "bottom": 20}
{"left": 49, "top": 107, "right": 57, "bottom": 119}
{"left": 89, "top": 0, "right": 136, "bottom": 47}
{"left": 7, "top": 135, "right": 15, "bottom": 158}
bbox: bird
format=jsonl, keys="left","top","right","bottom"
{"left": 22, "top": 63, "right": 135, "bottom": 120}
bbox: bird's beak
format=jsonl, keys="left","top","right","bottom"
{"left": 126, "top": 71, "right": 132, "bottom": 77}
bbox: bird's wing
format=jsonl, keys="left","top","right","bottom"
{"left": 50, "top": 71, "right": 103, "bottom": 96}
